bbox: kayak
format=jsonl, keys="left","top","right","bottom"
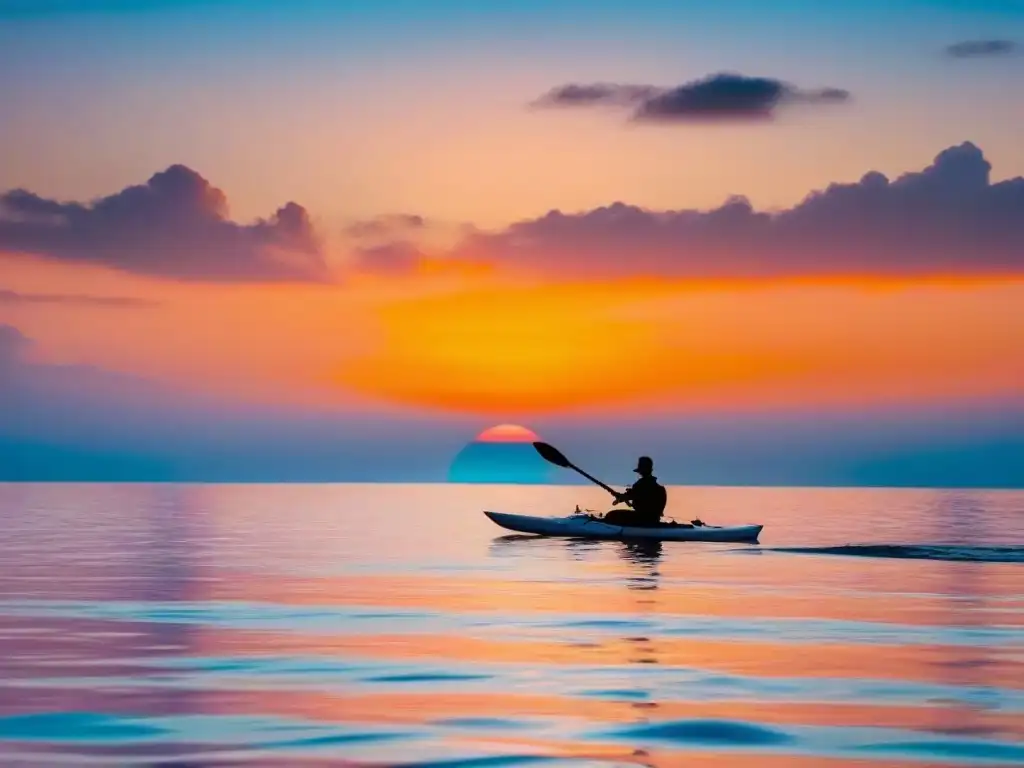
{"left": 484, "top": 511, "right": 763, "bottom": 542}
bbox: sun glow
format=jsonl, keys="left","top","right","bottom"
{"left": 331, "top": 276, "right": 1024, "bottom": 415}
{"left": 475, "top": 424, "right": 540, "bottom": 443}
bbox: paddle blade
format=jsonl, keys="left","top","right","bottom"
{"left": 533, "top": 441, "right": 571, "bottom": 468}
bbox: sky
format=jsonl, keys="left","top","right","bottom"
{"left": 1, "top": 0, "right": 1023, "bottom": 485}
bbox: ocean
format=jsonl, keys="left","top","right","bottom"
{"left": 1, "top": 482, "right": 1022, "bottom": 766}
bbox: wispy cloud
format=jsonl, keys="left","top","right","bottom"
{"left": 0, "top": 289, "right": 158, "bottom": 308}
{"left": 945, "top": 39, "right": 1018, "bottom": 58}
{"left": 529, "top": 83, "right": 662, "bottom": 108}
{"left": 344, "top": 214, "right": 426, "bottom": 240}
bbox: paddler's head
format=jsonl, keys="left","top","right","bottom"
{"left": 633, "top": 456, "right": 653, "bottom": 476}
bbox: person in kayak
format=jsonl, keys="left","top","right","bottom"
{"left": 602, "top": 456, "right": 667, "bottom": 527}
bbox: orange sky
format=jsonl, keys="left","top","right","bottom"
{"left": 333, "top": 274, "right": 1024, "bottom": 415}
{"left": 2, "top": 0, "right": 1024, "bottom": 428}
{"left": 4, "top": 254, "right": 1021, "bottom": 416}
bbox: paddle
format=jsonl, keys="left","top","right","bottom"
{"left": 533, "top": 441, "right": 629, "bottom": 505}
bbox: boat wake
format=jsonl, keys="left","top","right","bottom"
{"left": 763, "top": 544, "right": 1024, "bottom": 564}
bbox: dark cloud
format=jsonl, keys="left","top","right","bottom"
{"left": 0, "top": 165, "right": 328, "bottom": 282}
{"left": 445, "top": 142, "right": 1024, "bottom": 278}
{"left": 634, "top": 74, "right": 849, "bottom": 122}
{"left": 945, "top": 39, "right": 1018, "bottom": 58}
{"left": 0, "top": 289, "right": 158, "bottom": 308}
{"left": 344, "top": 213, "right": 426, "bottom": 240}
{"left": 531, "top": 73, "right": 850, "bottom": 123}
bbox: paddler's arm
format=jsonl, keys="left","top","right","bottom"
{"left": 612, "top": 485, "right": 635, "bottom": 505}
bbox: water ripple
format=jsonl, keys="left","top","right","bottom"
{"left": 765, "top": 544, "right": 1024, "bottom": 563}
{"left": 2, "top": 598, "right": 1020, "bottom": 648}
{"left": 609, "top": 718, "right": 793, "bottom": 745}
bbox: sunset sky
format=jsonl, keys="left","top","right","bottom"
{"left": 2, "top": 0, "right": 1022, "bottom": 485}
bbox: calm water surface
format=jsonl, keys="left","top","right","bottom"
{"left": 1, "top": 483, "right": 1022, "bottom": 766}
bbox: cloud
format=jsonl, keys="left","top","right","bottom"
{"left": 531, "top": 73, "right": 850, "bottom": 123}
{"left": 0, "top": 289, "right": 158, "bottom": 308}
{"left": 634, "top": 74, "right": 849, "bottom": 122}
{"left": 344, "top": 214, "right": 426, "bottom": 240}
{"left": 0, "top": 322, "right": 168, "bottom": 405}
{"left": 945, "top": 39, "right": 1018, "bottom": 58}
{"left": 0, "top": 165, "right": 328, "bottom": 282}
{"left": 530, "top": 83, "right": 662, "bottom": 108}
{"left": 442, "top": 141, "right": 1024, "bottom": 278}
{"left": 353, "top": 241, "right": 425, "bottom": 273}
{"left": 0, "top": 324, "right": 30, "bottom": 367}
{"left": 0, "top": 322, "right": 481, "bottom": 482}
{"left": 343, "top": 214, "right": 435, "bottom": 272}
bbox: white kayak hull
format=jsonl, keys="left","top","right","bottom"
{"left": 484, "top": 511, "right": 763, "bottom": 542}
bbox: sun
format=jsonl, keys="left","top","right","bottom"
{"left": 449, "top": 423, "right": 552, "bottom": 483}
{"left": 475, "top": 424, "right": 540, "bottom": 443}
